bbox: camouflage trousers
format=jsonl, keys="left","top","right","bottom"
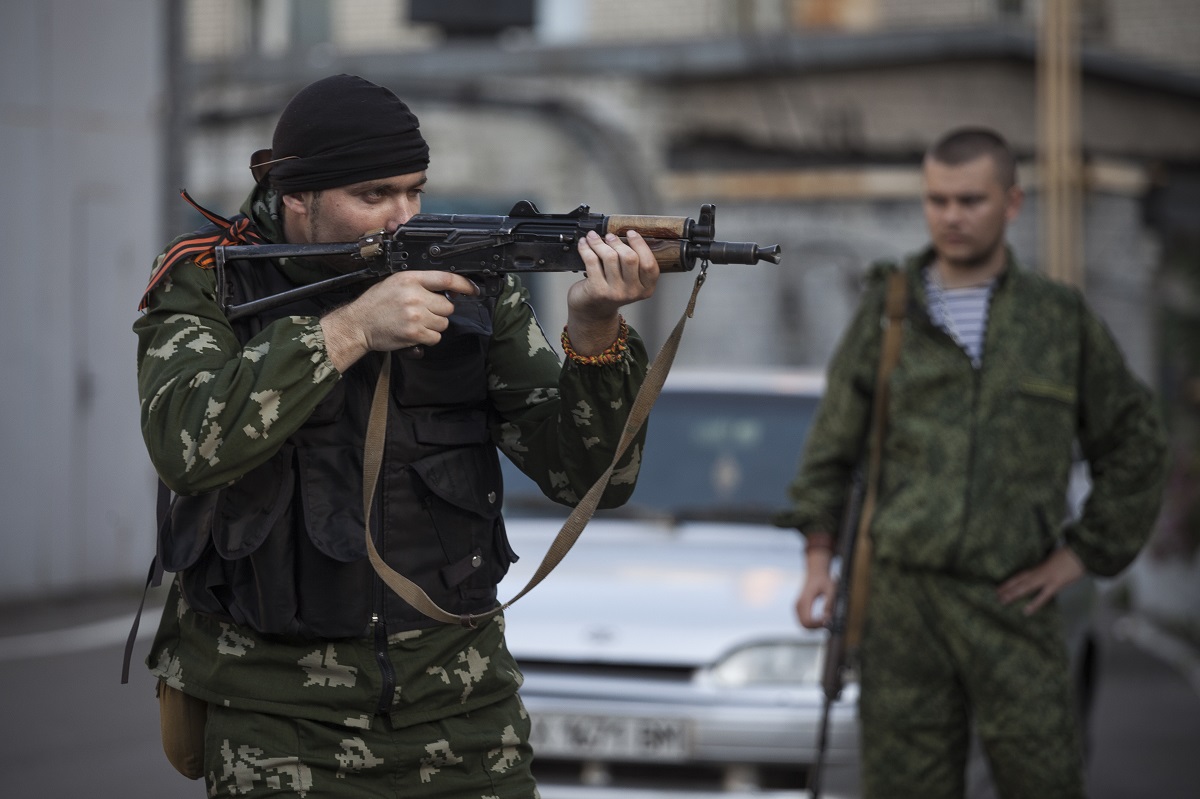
{"left": 202, "top": 692, "right": 540, "bottom": 798}
{"left": 857, "top": 563, "right": 1084, "bottom": 799}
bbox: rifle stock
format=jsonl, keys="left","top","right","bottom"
{"left": 215, "top": 200, "right": 781, "bottom": 321}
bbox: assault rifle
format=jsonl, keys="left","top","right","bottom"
{"left": 216, "top": 200, "right": 782, "bottom": 321}
{"left": 808, "top": 471, "right": 865, "bottom": 799}
{"left": 808, "top": 271, "right": 906, "bottom": 797}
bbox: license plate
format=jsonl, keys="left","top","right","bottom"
{"left": 530, "top": 714, "right": 690, "bottom": 761}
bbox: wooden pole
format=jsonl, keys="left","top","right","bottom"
{"left": 1038, "top": 0, "right": 1084, "bottom": 287}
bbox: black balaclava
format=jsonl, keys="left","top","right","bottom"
{"left": 256, "top": 74, "right": 430, "bottom": 193}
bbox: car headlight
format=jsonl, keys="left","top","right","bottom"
{"left": 705, "top": 640, "right": 824, "bottom": 687}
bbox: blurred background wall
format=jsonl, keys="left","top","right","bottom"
{"left": 2, "top": 1, "right": 1197, "bottom": 631}
{"left": 0, "top": 1, "right": 165, "bottom": 601}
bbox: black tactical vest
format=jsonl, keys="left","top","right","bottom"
{"left": 159, "top": 237, "right": 515, "bottom": 639}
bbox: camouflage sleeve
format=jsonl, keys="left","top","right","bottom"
{"left": 773, "top": 277, "right": 884, "bottom": 537}
{"left": 1064, "top": 301, "right": 1169, "bottom": 576}
{"left": 133, "top": 257, "right": 340, "bottom": 495}
{"left": 486, "top": 275, "right": 648, "bottom": 509}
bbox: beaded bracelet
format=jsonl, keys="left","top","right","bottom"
{"left": 561, "top": 317, "right": 630, "bottom": 367}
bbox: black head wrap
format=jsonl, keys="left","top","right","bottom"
{"left": 256, "top": 74, "right": 430, "bottom": 193}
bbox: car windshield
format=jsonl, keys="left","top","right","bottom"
{"left": 501, "top": 389, "right": 819, "bottom": 524}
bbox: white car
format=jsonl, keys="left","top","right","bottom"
{"left": 499, "top": 369, "right": 859, "bottom": 797}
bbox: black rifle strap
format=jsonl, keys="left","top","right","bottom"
{"left": 121, "top": 479, "right": 169, "bottom": 684}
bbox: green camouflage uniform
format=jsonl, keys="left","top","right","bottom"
{"left": 135, "top": 186, "right": 649, "bottom": 797}
{"left": 776, "top": 247, "right": 1167, "bottom": 798}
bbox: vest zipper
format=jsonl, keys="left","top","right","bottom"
{"left": 372, "top": 610, "right": 395, "bottom": 716}
{"left": 372, "top": 443, "right": 396, "bottom": 717}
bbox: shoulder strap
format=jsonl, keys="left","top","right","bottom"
{"left": 364, "top": 270, "right": 712, "bottom": 626}
{"left": 845, "top": 269, "right": 907, "bottom": 651}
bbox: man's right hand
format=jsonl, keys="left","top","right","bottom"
{"left": 320, "top": 271, "right": 479, "bottom": 372}
{"left": 795, "top": 548, "right": 836, "bottom": 629}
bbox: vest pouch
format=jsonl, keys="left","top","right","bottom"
{"left": 174, "top": 446, "right": 304, "bottom": 634}
{"left": 304, "top": 379, "right": 346, "bottom": 427}
{"left": 159, "top": 491, "right": 219, "bottom": 573}
{"left": 410, "top": 446, "right": 504, "bottom": 520}
{"left": 409, "top": 445, "right": 515, "bottom": 599}
{"left": 296, "top": 442, "right": 367, "bottom": 563}
{"left": 212, "top": 445, "right": 296, "bottom": 560}
{"left": 157, "top": 681, "right": 206, "bottom": 780}
{"left": 160, "top": 445, "right": 293, "bottom": 573}
{"left": 395, "top": 315, "right": 490, "bottom": 408}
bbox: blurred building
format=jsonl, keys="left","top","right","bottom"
{"left": 178, "top": 0, "right": 1200, "bottom": 373}
{"left": 2, "top": 0, "right": 1197, "bottom": 601}
{"left": 0, "top": 1, "right": 166, "bottom": 603}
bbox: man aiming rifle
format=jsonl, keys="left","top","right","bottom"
{"left": 132, "top": 73, "right": 780, "bottom": 797}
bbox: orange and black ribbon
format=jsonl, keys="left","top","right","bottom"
{"left": 137, "top": 189, "right": 267, "bottom": 310}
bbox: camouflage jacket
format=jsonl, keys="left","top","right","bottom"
{"left": 134, "top": 186, "right": 649, "bottom": 728}
{"left": 776, "top": 247, "right": 1167, "bottom": 581}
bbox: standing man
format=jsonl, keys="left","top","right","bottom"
{"left": 134, "top": 74, "right": 659, "bottom": 797}
{"left": 776, "top": 127, "right": 1167, "bottom": 798}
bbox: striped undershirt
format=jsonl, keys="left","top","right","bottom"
{"left": 923, "top": 267, "right": 997, "bottom": 368}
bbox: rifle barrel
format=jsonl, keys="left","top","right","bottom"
{"left": 697, "top": 241, "right": 783, "bottom": 265}
{"left": 808, "top": 696, "right": 835, "bottom": 799}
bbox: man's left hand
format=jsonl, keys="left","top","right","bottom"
{"left": 565, "top": 230, "right": 659, "bottom": 356}
{"left": 997, "top": 546, "right": 1086, "bottom": 616}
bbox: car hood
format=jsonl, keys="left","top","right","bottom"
{"left": 499, "top": 518, "right": 821, "bottom": 668}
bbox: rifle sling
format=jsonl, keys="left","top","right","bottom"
{"left": 845, "top": 270, "right": 908, "bottom": 651}
{"left": 364, "top": 268, "right": 711, "bottom": 627}
{"left": 120, "top": 480, "right": 168, "bottom": 683}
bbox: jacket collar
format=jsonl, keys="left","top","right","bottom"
{"left": 903, "top": 244, "right": 1019, "bottom": 308}
{"left": 239, "top": 183, "right": 347, "bottom": 287}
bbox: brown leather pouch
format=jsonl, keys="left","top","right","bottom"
{"left": 157, "top": 681, "right": 207, "bottom": 780}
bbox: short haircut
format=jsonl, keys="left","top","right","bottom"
{"left": 927, "top": 127, "right": 1018, "bottom": 189}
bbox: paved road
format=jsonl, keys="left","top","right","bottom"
{"left": 1085, "top": 615, "right": 1200, "bottom": 799}
{"left": 1, "top": 587, "right": 1197, "bottom": 798}
{"left": 0, "top": 587, "right": 184, "bottom": 798}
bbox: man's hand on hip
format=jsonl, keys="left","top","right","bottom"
{"left": 997, "top": 546, "right": 1086, "bottom": 616}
